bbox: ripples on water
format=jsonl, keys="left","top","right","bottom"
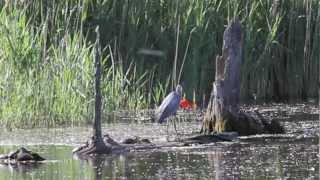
{"left": 0, "top": 103, "right": 318, "bottom": 179}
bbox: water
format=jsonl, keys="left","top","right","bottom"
{"left": 0, "top": 103, "right": 318, "bottom": 179}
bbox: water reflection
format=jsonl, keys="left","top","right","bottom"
{"left": 81, "top": 156, "right": 107, "bottom": 180}
{"left": 0, "top": 141, "right": 318, "bottom": 180}
{"left": 0, "top": 162, "right": 42, "bottom": 174}
{"left": 0, "top": 103, "right": 318, "bottom": 179}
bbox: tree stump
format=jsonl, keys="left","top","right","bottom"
{"left": 73, "top": 27, "right": 117, "bottom": 156}
{"left": 201, "top": 18, "right": 284, "bottom": 135}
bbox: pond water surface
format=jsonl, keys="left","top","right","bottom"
{"left": 0, "top": 103, "right": 318, "bottom": 179}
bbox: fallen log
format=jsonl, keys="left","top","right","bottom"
{"left": 73, "top": 132, "right": 237, "bottom": 157}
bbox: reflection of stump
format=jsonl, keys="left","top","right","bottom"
{"left": 201, "top": 18, "right": 284, "bottom": 135}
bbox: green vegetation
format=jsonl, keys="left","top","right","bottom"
{"left": 0, "top": 0, "right": 318, "bottom": 128}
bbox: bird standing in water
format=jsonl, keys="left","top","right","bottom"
{"left": 155, "top": 85, "right": 182, "bottom": 136}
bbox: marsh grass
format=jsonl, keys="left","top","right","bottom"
{"left": 0, "top": 0, "right": 319, "bottom": 127}
{"left": 0, "top": 5, "right": 163, "bottom": 128}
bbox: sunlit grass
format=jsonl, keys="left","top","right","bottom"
{"left": 0, "top": 0, "right": 319, "bottom": 127}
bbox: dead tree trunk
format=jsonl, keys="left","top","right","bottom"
{"left": 201, "top": 18, "right": 284, "bottom": 135}
{"left": 74, "top": 27, "right": 112, "bottom": 155}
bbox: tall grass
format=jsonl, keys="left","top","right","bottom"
{"left": 0, "top": 0, "right": 319, "bottom": 127}
{"left": 0, "top": 5, "right": 163, "bottom": 128}
{"left": 241, "top": 0, "right": 319, "bottom": 101}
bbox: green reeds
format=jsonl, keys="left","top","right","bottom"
{"left": 0, "top": 5, "right": 164, "bottom": 128}
{"left": 0, "top": 0, "right": 319, "bottom": 127}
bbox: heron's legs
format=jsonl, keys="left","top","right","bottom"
{"left": 173, "top": 117, "right": 181, "bottom": 141}
{"left": 164, "top": 116, "right": 181, "bottom": 142}
{"left": 173, "top": 118, "right": 178, "bottom": 135}
{"left": 166, "top": 121, "right": 170, "bottom": 141}
{"left": 164, "top": 117, "right": 178, "bottom": 141}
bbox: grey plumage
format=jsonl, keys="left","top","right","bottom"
{"left": 155, "top": 85, "right": 182, "bottom": 123}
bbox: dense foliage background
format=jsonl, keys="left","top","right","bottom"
{"left": 0, "top": 0, "right": 318, "bottom": 127}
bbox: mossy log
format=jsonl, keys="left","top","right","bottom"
{"left": 201, "top": 18, "right": 284, "bottom": 136}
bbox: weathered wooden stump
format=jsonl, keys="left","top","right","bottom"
{"left": 201, "top": 18, "right": 284, "bottom": 136}
{"left": 73, "top": 27, "right": 122, "bottom": 156}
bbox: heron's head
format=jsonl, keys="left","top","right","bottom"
{"left": 175, "top": 84, "right": 183, "bottom": 96}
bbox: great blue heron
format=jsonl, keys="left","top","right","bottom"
{"left": 155, "top": 85, "right": 182, "bottom": 136}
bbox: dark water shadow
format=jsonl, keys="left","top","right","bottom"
{"left": 73, "top": 153, "right": 125, "bottom": 180}
{"left": 80, "top": 156, "right": 107, "bottom": 180}
{"left": 0, "top": 162, "right": 43, "bottom": 174}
